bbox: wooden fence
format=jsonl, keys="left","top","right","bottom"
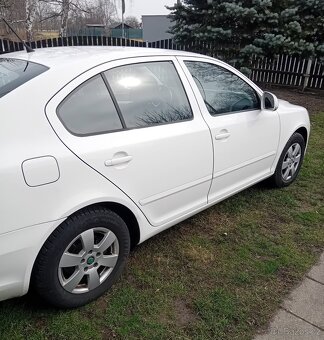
{"left": 250, "top": 55, "right": 324, "bottom": 90}
{"left": 1, "top": 36, "right": 323, "bottom": 90}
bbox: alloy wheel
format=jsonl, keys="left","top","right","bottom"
{"left": 58, "top": 227, "right": 119, "bottom": 294}
{"left": 281, "top": 142, "right": 302, "bottom": 181}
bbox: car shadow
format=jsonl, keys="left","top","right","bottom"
{"left": 0, "top": 290, "right": 63, "bottom": 313}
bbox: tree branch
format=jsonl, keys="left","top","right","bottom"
{"left": 39, "top": 12, "right": 62, "bottom": 23}
{"left": 70, "top": 2, "right": 91, "bottom": 14}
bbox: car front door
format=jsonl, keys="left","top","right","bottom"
{"left": 179, "top": 58, "right": 280, "bottom": 203}
{"left": 46, "top": 56, "right": 213, "bottom": 227}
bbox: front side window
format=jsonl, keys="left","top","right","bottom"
{"left": 185, "top": 61, "right": 260, "bottom": 116}
{"left": 105, "top": 61, "right": 193, "bottom": 129}
{"left": 0, "top": 58, "right": 48, "bottom": 98}
{"left": 57, "top": 75, "right": 122, "bottom": 136}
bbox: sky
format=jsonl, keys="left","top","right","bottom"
{"left": 118, "top": 0, "right": 177, "bottom": 20}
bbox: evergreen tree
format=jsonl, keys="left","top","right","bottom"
{"left": 254, "top": 0, "right": 324, "bottom": 57}
{"left": 168, "top": 1, "right": 278, "bottom": 57}
{"left": 168, "top": 0, "right": 324, "bottom": 62}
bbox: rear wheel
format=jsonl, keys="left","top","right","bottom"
{"left": 33, "top": 208, "right": 130, "bottom": 308}
{"left": 269, "top": 132, "right": 305, "bottom": 188}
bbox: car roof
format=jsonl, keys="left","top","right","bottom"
{"left": 2, "top": 46, "right": 210, "bottom": 69}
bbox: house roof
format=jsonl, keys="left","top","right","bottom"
{"left": 113, "top": 23, "right": 133, "bottom": 30}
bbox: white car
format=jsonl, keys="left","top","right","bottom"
{"left": 0, "top": 47, "right": 310, "bottom": 308}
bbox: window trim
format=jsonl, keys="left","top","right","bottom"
{"left": 184, "top": 60, "right": 261, "bottom": 117}
{"left": 100, "top": 73, "right": 127, "bottom": 129}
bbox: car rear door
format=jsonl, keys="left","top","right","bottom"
{"left": 46, "top": 56, "right": 213, "bottom": 227}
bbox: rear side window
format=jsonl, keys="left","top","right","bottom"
{"left": 0, "top": 58, "right": 48, "bottom": 98}
{"left": 105, "top": 61, "right": 193, "bottom": 129}
{"left": 57, "top": 75, "right": 123, "bottom": 136}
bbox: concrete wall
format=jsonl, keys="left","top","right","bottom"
{"left": 142, "top": 15, "right": 173, "bottom": 42}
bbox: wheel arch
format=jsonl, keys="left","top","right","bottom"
{"left": 66, "top": 201, "right": 141, "bottom": 250}
{"left": 271, "top": 124, "right": 309, "bottom": 175}
{"left": 294, "top": 126, "right": 308, "bottom": 145}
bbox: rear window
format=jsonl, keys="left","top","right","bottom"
{"left": 0, "top": 58, "right": 48, "bottom": 98}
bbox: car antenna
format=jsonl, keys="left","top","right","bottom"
{"left": 2, "top": 18, "right": 34, "bottom": 53}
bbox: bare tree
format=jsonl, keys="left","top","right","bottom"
{"left": 37, "top": 0, "right": 117, "bottom": 37}
{"left": 1, "top": 0, "right": 119, "bottom": 39}
{"left": 124, "top": 15, "right": 141, "bottom": 29}
{"left": 1, "top": 0, "right": 30, "bottom": 39}
{"left": 94, "top": 0, "right": 117, "bottom": 27}
{"left": 0, "top": 0, "right": 11, "bottom": 10}
{"left": 0, "top": 0, "right": 15, "bottom": 13}
{"left": 26, "top": 0, "right": 37, "bottom": 40}
{"left": 60, "top": 0, "right": 69, "bottom": 37}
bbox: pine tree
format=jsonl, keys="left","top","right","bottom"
{"left": 168, "top": 0, "right": 324, "bottom": 63}
{"left": 253, "top": 0, "right": 324, "bottom": 58}
{"left": 168, "top": 1, "right": 278, "bottom": 58}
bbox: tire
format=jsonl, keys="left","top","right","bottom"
{"left": 269, "top": 132, "right": 305, "bottom": 188}
{"left": 32, "top": 207, "right": 130, "bottom": 308}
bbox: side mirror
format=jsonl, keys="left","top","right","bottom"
{"left": 262, "top": 92, "right": 279, "bottom": 111}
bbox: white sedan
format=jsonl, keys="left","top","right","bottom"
{"left": 0, "top": 47, "right": 310, "bottom": 308}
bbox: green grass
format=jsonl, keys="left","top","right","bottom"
{"left": 1, "top": 112, "right": 323, "bottom": 340}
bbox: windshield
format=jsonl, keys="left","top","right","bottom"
{"left": 0, "top": 58, "right": 48, "bottom": 98}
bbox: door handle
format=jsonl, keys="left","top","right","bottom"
{"left": 105, "top": 155, "right": 133, "bottom": 167}
{"left": 215, "top": 132, "right": 230, "bottom": 140}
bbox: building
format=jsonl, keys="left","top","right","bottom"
{"left": 142, "top": 15, "right": 173, "bottom": 42}
{"left": 85, "top": 24, "right": 105, "bottom": 36}
{"left": 111, "top": 23, "right": 143, "bottom": 40}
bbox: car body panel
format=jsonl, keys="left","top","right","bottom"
{"left": 271, "top": 99, "right": 310, "bottom": 172}
{"left": 0, "top": 219, "right": 65, "bottom": 301}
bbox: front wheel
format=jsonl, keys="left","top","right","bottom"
{"left": 269, "top": 132, "right": 306, "bottom": 188}
{"left": 32, "top": 208, "right": 130, "bottom": 308}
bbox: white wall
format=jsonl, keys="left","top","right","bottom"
{"left": 142, "top": 15, "right": 173, "bottom": 42}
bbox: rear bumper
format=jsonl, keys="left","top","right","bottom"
{"left": 0, "top": 218, "right": 65, "bottom": 302}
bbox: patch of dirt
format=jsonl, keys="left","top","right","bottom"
{"left": 173, "top": 299, "right": 199, "bottom": 327}
{"left": 94, "top": 296, "right": 108, "bottom": 313}
{"left": 259, "top": 86, "right": 324, "bottom": 114}
{"left": 101, "top": 326, "right": 117, "bottom": 340}
{"left": 34, "top": 317, "right": 47, "bottom": 330}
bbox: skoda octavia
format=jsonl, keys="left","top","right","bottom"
{"left": 0, "top": 47, "right": 310, "bottom": 308}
